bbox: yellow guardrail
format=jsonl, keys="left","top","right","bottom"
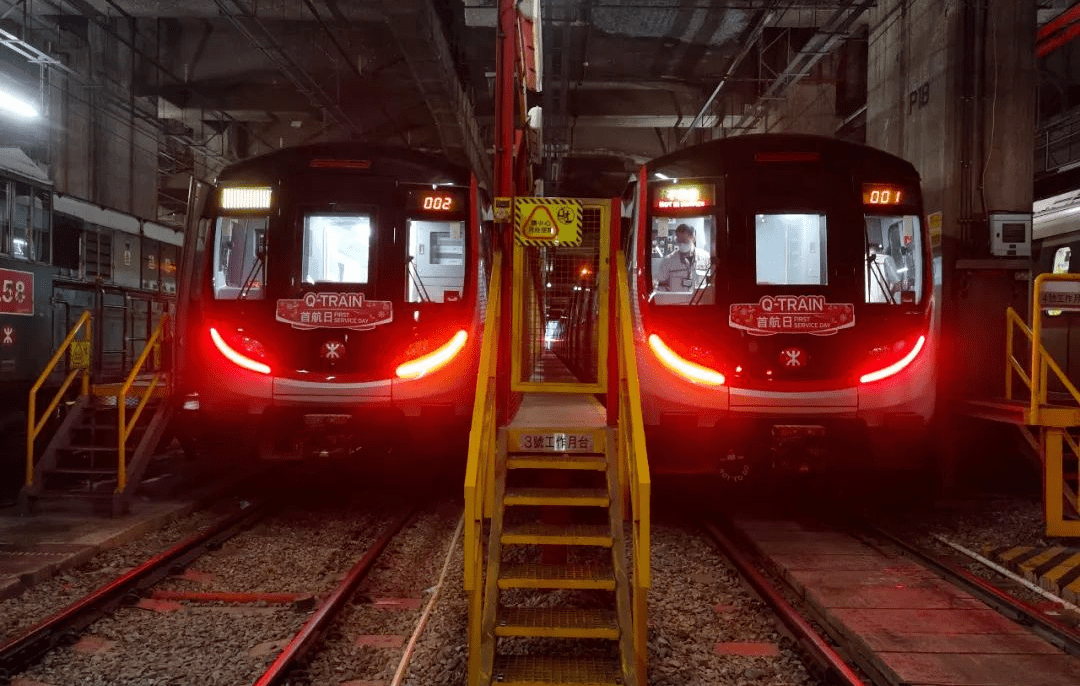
{"left": 116, "top": 315, "right": 170, "bottom": 492}
{"left": 26, "top": 311, "right": 93, "bottom": 487}
{"left": 464, "top": 251, "right": 502, "bottom": 684}
{"left": 1006, "top": 273, "right": 1080, "bottom": 424}
{"left": 614, "top": 252, "right": 650, "bottom": 686}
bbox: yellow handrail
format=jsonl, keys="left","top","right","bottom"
{"left": 463, "top": 251, "right": 502, "bottom": 685}
{"left": 1006, "top": 273, "right": 1080, "bottom": 424}
{"left": 615, "top": 252, "right": 650, "bottom": 686}
{"left": 116, "top": 315, "right": 170, "bottom": 492}
{"left": 26, "top": 311, "right": 92, "bottom": 487}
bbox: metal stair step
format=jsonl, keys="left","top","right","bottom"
{"left": 507, "top": 454, "right": 607, "bottom": 471}
{"left": 502, "top": 523, "right": 612, "bottom": 547}
{"left": 492, "top": 655, "right": 622, "bottom": 686}
{"left": 62, "top": 445, "right": 121, "bottom": 453}
{"left": 504, "top": 486, "right": 609, "bottom": 507}
{"left": 496, "top": 607, "right": 619, "bottom": 639}
{"left": 499, "top": 562, "right": 615, "bottom": 590}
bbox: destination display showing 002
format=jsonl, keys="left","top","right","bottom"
{"left": 406, "top": 189, "right": 463, "bottom": 213}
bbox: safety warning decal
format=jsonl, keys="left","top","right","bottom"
{"left": 729, "top": 295, "right": 854, "bottom": 336}
{"left": 276, "top": 292, "right": 392, "bottom": 330}
{"left": 514, "top": 198, "right": 582, "bottom": 246}
{"left": 0, "top": 268, "right": 33, "bottom": 316}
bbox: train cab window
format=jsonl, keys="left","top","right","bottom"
{"left": 406, "top": 219, "right": 465, "bottom": 303}
{"left": 213, "top": 216, "right": 268, "bottom": 299}
{"left": 755, "top": 213, "right": 827, "bottom": 286}
{"left": 649, "top": 215, "right": 716, "bottom": 305}
{"left": 10, "top": 183, "right": 50, "bottom": 262}
{"left": 302, "top": 212, "right": 371, "bottom": 285}
{"left": 864, "top": 215, "right": 923, "bottom": 305}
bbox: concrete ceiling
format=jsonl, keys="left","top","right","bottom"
{"left": 0, "top": 0, "right": 1077, "bottom": 203}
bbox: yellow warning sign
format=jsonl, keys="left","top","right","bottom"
{"left": 494, "top": 197, "right": 512, "bottom": 223}
{"left": 928, "top": 211, "right": 943, "bottom": 249}
{"left": 69, "top": 341, "right": 90, "bottom": 370}
{"left": 515, "top": 198, "right": 582, "bottom": 246}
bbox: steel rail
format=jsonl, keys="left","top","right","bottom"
{"left": 861, "top": 523, "right": 1080, "bottom": 657}
{"left": 0, "top": 500, "right": 271, "bottom": 677}
{"left": 702, "top": 520, "right": 867, "bottom": 686}
{"left": 252, "top": 507, "right": 417, "bottom": 686}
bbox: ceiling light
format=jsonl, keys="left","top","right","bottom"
{"left": 0, "top": 89, "right": 39, "bottom": 119}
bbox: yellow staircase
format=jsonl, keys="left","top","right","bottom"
{"left": 20, "top": 312, "right": 175, "bottom": 516}
{"left": 969, "top": 273, "right": 1080, "bottom": 536}
{"left": 465, "top": 203, "right": 649, "bottom": 685}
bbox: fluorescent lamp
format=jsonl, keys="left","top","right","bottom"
{"left": 0, "top": 89, "right": 39, "bottom": 119}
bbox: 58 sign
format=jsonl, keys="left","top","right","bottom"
{"left": 0, "top": 268, "right": 33, "bottom": 316}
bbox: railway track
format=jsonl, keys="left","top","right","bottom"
{"left": 707, "top": 513, "right": 1080, "bottom": 686}
{"left": 0, "top": 495, "right": 461, "bottom": 685}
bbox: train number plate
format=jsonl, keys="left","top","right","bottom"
{"left": 303, "top": 413, "right": 351, "bottom": 428}
{"left": 771, "top": 425, "right": 826, "bottom": 440}
{"left": 516, "top": 433, "right": 595, "bottom": 453}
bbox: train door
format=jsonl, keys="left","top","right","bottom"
{"left": 50, "top": 284, "right": 94, "bottom": 382}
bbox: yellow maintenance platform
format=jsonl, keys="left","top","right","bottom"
{"left": 464, "top": 198, "right": 650, "bottom": 685}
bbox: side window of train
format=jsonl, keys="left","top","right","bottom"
{"left": 8, "top": 182, "right": 50, "bottom": 262}
{"left": 84, "top": 226, "right": 113, "bottom": 282}
{"left": 52, "top": 214, "right": 81, "bottom": 272}
{"left": 406, "top": 218, "right": 466, "bottom": 303}
{"left": 160, "top": 244, "right": 178, "bottom": 294}
{"left": 214, "top": 216, "right": 268, "bottom": 299}
{"left": 863, "top": 214, "right": 924, "bottom": 305}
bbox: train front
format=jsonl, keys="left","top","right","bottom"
{"left": 634, "top": 138, "right": 936, "bottom": 479}
{"left": 180, "top": 148, "right": 485, "bottom": 459}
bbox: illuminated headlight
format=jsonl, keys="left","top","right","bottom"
{"left": 396, "top": 330, "right": 468, "bottom": 379}
{"left": 220, "top": 187, "right": 272, "bottom": 210}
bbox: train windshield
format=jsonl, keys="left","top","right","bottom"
{"left": 212, "top": 216, "right": 267, "bottom": 300}
{"left": 302, "top": 213, "right": 373, "bottom": 285}
{"left": 406, "top": 219, "right": 465, "bottom": 303}
{"left": 755, "top": 213, "right": 828, "bottom": 286}
{"left": 863, "top": 214, "right": 923, "bottom": 304}
{"left": 649, "top": 215, "right": 717, "bottom": 305}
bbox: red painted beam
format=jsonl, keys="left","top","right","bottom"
{"left": 1038, "top": 21, "right": 1080, "bottom": 58}
{"left": 1038, "top": 1, "right": 1080, "bottom": 43}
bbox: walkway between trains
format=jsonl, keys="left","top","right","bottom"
{"left": 464, "top": 198, "right": 650, "bottom": 686}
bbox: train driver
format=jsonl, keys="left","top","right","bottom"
{"left": 654, "top": 223, "right": 711, "bottom": 294}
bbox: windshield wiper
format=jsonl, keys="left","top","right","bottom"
{"left": 868, "top": 256, "right": 897, "bottom": 305}
{"left": 238, "top": 255, "right": 265, "bottom": 300}
{"left": 689, "top": 256, "right": 717, "bottom": 306}
{"left": 407, "top": 256, "right": 432, "bottom": 303}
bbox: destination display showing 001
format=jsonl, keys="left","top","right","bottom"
{"left": 862, "top": 183, "right": 912, "bottom": 207}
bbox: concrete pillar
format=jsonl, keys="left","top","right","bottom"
{"left": 866, "top": 0, "right": 1037, "bottom": 477}
{"left": 51, "top": 18, "right": 160, "bottom": 220}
